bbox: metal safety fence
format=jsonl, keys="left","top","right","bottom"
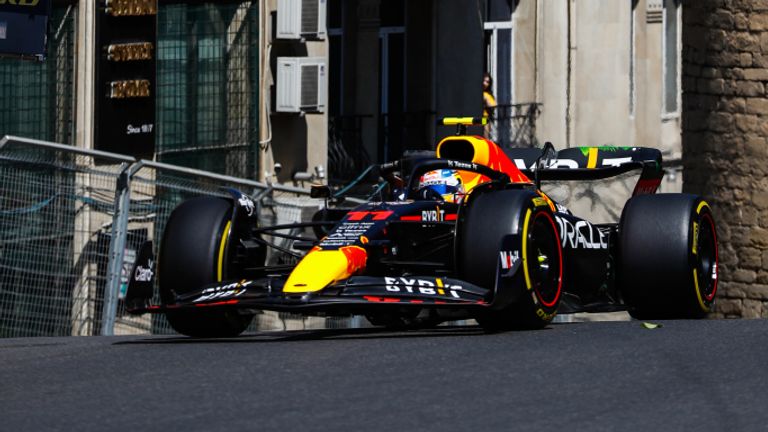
{"left": 0, "top": 136, "right": 360, "bottom": 337}
{"left": 156, "top": 1, "right": 260, "bottom": 179}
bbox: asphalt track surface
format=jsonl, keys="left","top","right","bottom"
{"left": 2, "top": 319, "right": 768, "bottom": 432}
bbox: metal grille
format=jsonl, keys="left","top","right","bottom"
{"left": 301, "top": 0, "right": 319, "bottom": 34}
{"left": 301, "top": 64, "right": 319, "bottom": 108}
{"left": 0, "top": 4, "right": 76, "bottom": 144}
{"left": 493, "top": 102, "right": 541, "bottom": 149}
{"left": 156, "top": 2, "right": 259, "bottom": 179}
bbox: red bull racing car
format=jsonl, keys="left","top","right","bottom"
{"left": 126, "top": 118, "right": 719, "bottom": 337}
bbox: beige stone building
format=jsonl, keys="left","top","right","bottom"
{"left": 522, "top": 0, "right": 681, "bottom": 159}
{"left": 508, "top": 0, "right": 685, "bottom": 220}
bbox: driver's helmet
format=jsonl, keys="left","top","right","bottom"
{"left": 418, "top": 169, "right": 466, "bottom": 203}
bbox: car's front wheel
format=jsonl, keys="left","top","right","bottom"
{"left": 159, "top": 197, "right": 253, "bottom": 337}
{"left": 457, "top": 189, "right": 563, "bottom": 331}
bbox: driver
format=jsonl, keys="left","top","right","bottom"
{"left": 417, "top": 169, "right": 466, "bottom": 203}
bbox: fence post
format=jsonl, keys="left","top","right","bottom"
{"left": 101, "top": 162, "right": 134, "bottom": 335}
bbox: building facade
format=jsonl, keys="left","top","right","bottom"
{"left": 0, "top": 0, "right": 684, "bottom": 190}
{"left": 305, "top": 0, "right": 683, "bottom": 217}
{"left": 683, "top": 0, "right": 768, "bottom": 318}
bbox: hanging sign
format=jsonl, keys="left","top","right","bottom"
{"left": 94, "top": 0, "right": 157, "bottom": 158}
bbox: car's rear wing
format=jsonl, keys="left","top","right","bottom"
{"left": 506, "top": 146, "right": 664, "bottom": 195}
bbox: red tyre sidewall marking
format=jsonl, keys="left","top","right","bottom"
{"left": 531, "top": 211, "right": 563, "bottom": 309}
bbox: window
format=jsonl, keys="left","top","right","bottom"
{"left": 484, "top": 16, "right": 512, "bottom": 146}
{"left": 486, "top": 0, "right": 513, "bottom": 22}
{"left": 662, "top": 0, "right": 680, "bottom": 114}
{"left": 379, "top": 26, "right": 405, "bottom": 162}
{"left": 156, "top": 3, "right": 259, "bottom": 177}
{"left": 629, "top": 0, "right": 637, "bottom": 116}
{"left": 484, "top": 23, "right": 513, "bottom": 104}
{"left": 327, "top": 0, "right": 342, "bottom": 115}
{"left": 0, "top": 6, "right": 74, "bottom": 144}
{"left": 380, "top": 0, "right": 404, "bottom": 27}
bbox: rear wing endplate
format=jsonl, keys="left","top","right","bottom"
{"left": 506, "top": 146, "right": 663, "bottom": 195}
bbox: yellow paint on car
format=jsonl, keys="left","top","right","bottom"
{"left": 216, "top": 221, "right": 232, "bottom": 282}
{"left": 284, "top": 246, "right": 367, "bottom": 293}
{"left": 284, "top": 250, "right": 351, "bottom": 293}
{"left": 521, "top": 208, "right": 533, "bottom": 291}
{"left": 587, "top": 147, "right": 598, "bottom": 169}
{"left": 441, "top": 117, "right": 486, "bottom": 126}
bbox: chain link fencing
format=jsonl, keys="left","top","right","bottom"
{"left": 156, "top": 1, "right": 260, "bottom": 179}
{"left": 0, "top": 138, "right": 132, "bottom": 337}
{"left": 0, "top": 136, "right": 362, "bottom": 337}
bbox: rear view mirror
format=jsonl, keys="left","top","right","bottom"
{"left": 538, "top": 141, "right": 556, "bottom": 170}
{"left": 535, "top": 141, "right": 556, "bottom": 189}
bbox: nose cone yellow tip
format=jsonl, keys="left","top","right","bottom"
{"left": 283, "top": 246, "right": 367, "bottom": 293}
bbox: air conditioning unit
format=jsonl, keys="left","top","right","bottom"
{"left": 277, "top": 0, "right": 327, "bottom": 40}
{"left": 276, "top": 57, "right": 327, "bottom": 113}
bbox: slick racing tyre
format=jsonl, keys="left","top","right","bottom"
{"left": 618, "top": 194, "right": 718, "bottom": 319}
{"left": 159, "top": 197, "right": 253, "bottom": 337}
{"left": 458, "top": 189, "right": 563, "bottom": 331}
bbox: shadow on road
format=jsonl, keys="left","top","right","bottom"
{"left": 112, "top": 324, "right": 497, "bottom": 345}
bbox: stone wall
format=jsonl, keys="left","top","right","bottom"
{"left": 682, "top": 0, "right": 768, "bottom": 318}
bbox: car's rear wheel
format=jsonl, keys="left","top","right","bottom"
{"left": 458, "top": 189, "right": 563, "bottom": 331}
{"left": 159, "top": 196, "right": 253, "bottom": 337}
{"left": 618, "top": 194, "right": 718, "bottom": 319}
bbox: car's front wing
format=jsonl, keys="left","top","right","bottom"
{"left": 127, "top": 275, "right": 493, "bottom": 315}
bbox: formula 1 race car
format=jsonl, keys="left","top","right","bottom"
{"left": 126, "top": 118, "right": 718, "bottom": 337}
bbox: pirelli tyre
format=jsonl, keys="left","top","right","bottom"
{"left": 618, "top": 194, "right": 718, "bottom": 319}
{"left": 458, "top": 189, "right": 563, "bottom": 331}
{"left": 159, "top": 197, "right": 253, "bottom": 337}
